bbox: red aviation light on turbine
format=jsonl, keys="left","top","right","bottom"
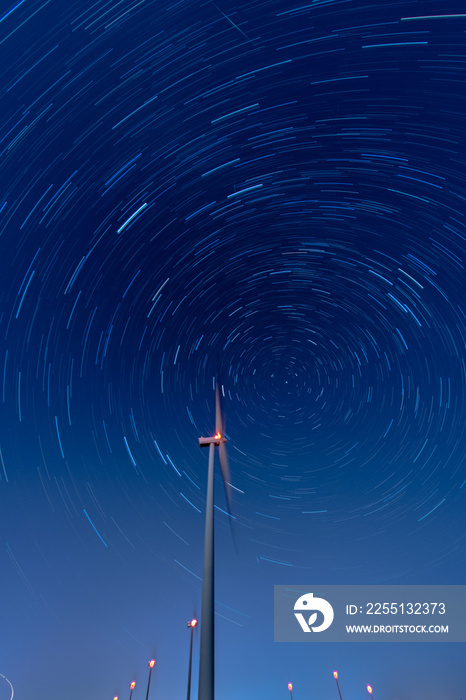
{"left": 149, "top": 659, "right": 155, "bottom": 668}
{"left": 333, "top": 671, "right": 339, "bottom": 680}
{"left": 367, "top": 685, "right": 373, "bottom": 695}
{"left": 288, "top": 683, "right": 293, "bottom": 691}
{"left": 191, "top": 618, "right": 198, "bottom": 627}
{"left": 130, "top": 681, "right": 136, "bottom": 690}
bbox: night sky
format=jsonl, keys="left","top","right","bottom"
{"left": 1, "top": 0, "right": 465, "bottom": 698}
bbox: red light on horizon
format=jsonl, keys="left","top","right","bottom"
{"left": 149, "top": 659, "right": 155, "bottom": 668}
{"left": 130, "top": 681, "right": 136, "bottom": 690}
{"left": 288, "top": 683, "right": 293, "bottom": 691}
{"left": 333, "top": 671, "right": 339, "bottom": 680}
{"left": 191, "top": 618, "right": 198, "bottom": 626}
{"left": 367, "top": 685, "right": 373, "bottom": 695}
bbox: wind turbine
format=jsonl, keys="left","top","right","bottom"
{"left": 197, "top": 381, "right": 234, "bottom": 700}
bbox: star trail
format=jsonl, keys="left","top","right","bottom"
{"left": 0, "top": 0, "right": 465, "bottom": 698}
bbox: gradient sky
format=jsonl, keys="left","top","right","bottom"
{"left": 0, "top": 0, "right": 465, "bottom": 698}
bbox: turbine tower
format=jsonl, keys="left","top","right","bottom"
{"left": 197, "top": 381, "right": 233, "bottom": 700}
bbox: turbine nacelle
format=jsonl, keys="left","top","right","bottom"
{"left": 199, "top": 434, "right": 226, "bottom": 447}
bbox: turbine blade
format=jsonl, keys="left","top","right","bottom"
{"left": 215, "top": 379, "right": 238, "bottom": 550}
{"left": 215, "top": 382, "right": 223, "bottom": 436}
{"left": 218, "top": 440, "right": 238, "bottom": 552}
{"left": 218, "top": 441, "right": 233, "bottom": 515}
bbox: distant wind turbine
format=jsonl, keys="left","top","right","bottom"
{"left": 197, "top": 381, "right": 234, "bottom": 700}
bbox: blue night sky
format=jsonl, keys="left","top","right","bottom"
{"left": 0, "top": 0, "right": 465, "bottom": 698}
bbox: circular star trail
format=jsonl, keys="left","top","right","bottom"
{"left": 1, "top": 1, "right": 466, "bottom": 697}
